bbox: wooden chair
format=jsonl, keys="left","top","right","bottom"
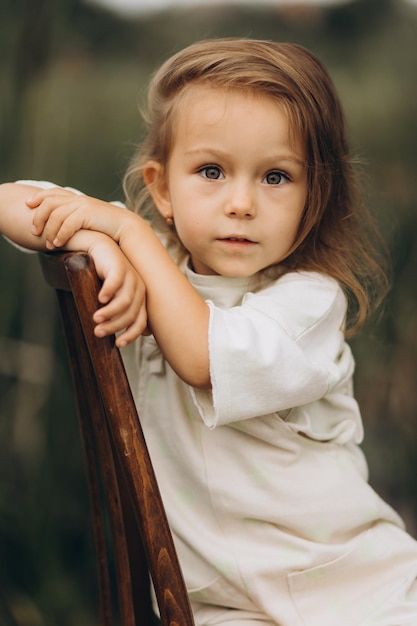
{"left": 39, "top": 250, "right": 195, "bottom": 626}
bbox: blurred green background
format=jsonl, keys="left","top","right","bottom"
{"left": 0, "top": 0, "right": 416, "bottom": 623}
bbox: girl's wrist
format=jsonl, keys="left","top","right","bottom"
{"left": 67, "top": 229, "right": 115, "bottom": 254}
{"left": 118, "top": 211, "right": 153, "bottom": 248}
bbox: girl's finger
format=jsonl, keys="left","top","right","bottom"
{"left": 115, "top": 311, "right": 149, "bottom": 348}
{"left": 44, "top": 210, "right": 85, "bottom": 247}
{"left": 26, "top": 188, "right": 76, "bottom": 208}
{"left": 94, "top": 300, "right": 140, "bottom": 331}
{"left": 94, "top": 313, "right": 136, "bottom": 338}
{"left": 98, "top": 270, "right": 143, "bottom": 308}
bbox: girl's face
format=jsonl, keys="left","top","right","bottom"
{"left": 145, "top": 86, "right": 307, "bottom": 277}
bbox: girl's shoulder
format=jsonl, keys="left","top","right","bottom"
{"left": 245, "top": 270, "right": 346, "bottom": 338}
{"left": 256, "top": 269, "right": 342, "bottom": 301}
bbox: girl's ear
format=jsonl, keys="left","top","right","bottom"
{"left": 143, "top": 160, "right": 173, "bottom": 221}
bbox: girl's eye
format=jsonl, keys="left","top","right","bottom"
{"left": 263, "top": 170, "right": 289, "bottom": 185}
{"left": 198, "top": 165, "right": 224, "bottom": 180}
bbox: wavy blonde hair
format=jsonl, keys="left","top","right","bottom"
{"left": 124, "top": 38, "right": 388, "bottom": 334}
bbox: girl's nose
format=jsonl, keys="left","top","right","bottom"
{"left": 225, "top": 180, "right": 256, "bottom": 219}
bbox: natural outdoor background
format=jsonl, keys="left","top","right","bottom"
{"left": 0, "top": 0, "right": 416, "bottom": 624}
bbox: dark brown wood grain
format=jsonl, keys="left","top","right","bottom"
{"left": 39, "top": 251, "right": 195, "bottom": 626}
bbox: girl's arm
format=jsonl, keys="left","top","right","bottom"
{"left": 0, "top": 182, "right": 52, "bottom": 250}
{"left": 118, "top": 216, "right": 211, "bottom": 388}
{"left": 28, "top": 187, "right": 211, "bottom": 388}
{"left": 0, "top": 183, "right": 148, "bottom": 346}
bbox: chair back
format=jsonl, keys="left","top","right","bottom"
{"left": 39, "top": 251, "right": 195, "bottom": 626}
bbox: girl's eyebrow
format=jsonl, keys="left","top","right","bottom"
{"left": 269, "top": 155, "right": 305, "bottom": 166}
{"left": 184, "top": 148, "right": 305, "bottom": 165}
{"left": 183, "top": 148, "right": 228, "bottom": 158}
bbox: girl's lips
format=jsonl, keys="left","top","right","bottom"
{"left": 217, "top": 237, "right": 257, "bottom": 250}
{"left": 218, "top": 236, "right": 256, "bottom": 243}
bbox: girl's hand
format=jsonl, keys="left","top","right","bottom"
{"left": 70, "top": 232, "right": 149, "bottom": 347}
{"left": 27, "top": 187, "right": 126, "bottom": 248}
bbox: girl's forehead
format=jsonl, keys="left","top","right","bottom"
{"left": 170, "top": 84, "right": 305, "bottom": 154}
{"left": 177, "top": 83, "right": 274, "bottom": 108}
{"left": 173, "top": 84, "right": 289, "bottom": 128}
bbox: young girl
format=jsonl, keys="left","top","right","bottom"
{"left": 2, "top": 38, "right": 417, "bottom": 626}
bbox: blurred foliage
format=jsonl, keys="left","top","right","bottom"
{"left": 0, "top": 0, "right": 416, "bottom": 623}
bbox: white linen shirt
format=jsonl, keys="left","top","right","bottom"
{"left": 129, "top": 264, "right": 417, "bottom": 626}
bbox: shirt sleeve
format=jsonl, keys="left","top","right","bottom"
{"left": 191, "top": 272, "right": 352, "bottom": 428}
{"left": 16, "top": 180, "right": 84, "bottom": 193}
{"left": 15, "top": 180, "right": 126, "bottom": 208}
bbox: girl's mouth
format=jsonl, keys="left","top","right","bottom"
{"left": 218, "top": 236, "right": 257, "bottom": 248}
{"left": 220, "top": 236, "right": 255, "bottom": 243}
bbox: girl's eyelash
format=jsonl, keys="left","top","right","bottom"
{"left": 197, "top": 164, "right": 223, "bottom": 179}
{"left": 197, "top": 164, "right": 220, "bottom": 171}
{"left": 263, "top": 169, "right": 292, "bottom": 185}
{"left": 196, "top": 165, "right": 292, "bottom": 184}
